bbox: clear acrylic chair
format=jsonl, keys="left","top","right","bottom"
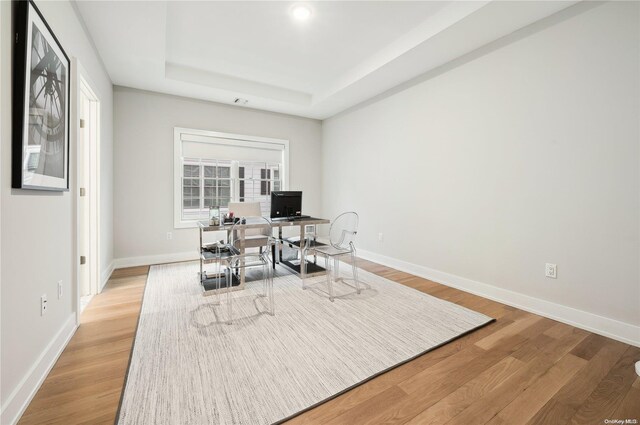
{"left": 222, "top": 216, "right": 275, "bottom": 324}
{"left": 301, "top": 211, "right": 361, "bottom": 301}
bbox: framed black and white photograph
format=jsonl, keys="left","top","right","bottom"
{"left": 13, "top": 0, "right": 70, "bottom": 191}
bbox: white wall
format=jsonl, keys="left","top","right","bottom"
{"left": 322, "top": 2, "right": 640, "bottom": 344}
{"left": 0, "top": 1, "right": 114, "bottom": 423}
{"left": 113, "top": 87, "right": 322, "bottom": 265}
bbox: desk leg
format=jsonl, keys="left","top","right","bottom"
{"left": 239, "top": 228, "right": 245, "bottom": 288}
{"left": 299, "top": 224, "right": 306, "bottom": 279}
{"left": 278, "top": 227, "right": 284, "bottom": 267}
{"left": 272, "top": 242, "right": 276, "bottom": 270}
{"left": 199, "top": 228, "right": 203, "bottom": 282}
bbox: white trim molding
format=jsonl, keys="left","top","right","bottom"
{"left": 358, "top": 249, "right": 640, "bottom": 348}
{"left": 72, "top": 57, "right": 103, "bottom": 327}
{"left": 100, "top": 260, "right": 115, "bottom": 292}
{"left": 0, "top": 315, "right": 78, "bottom": 425}
{"left": 113, "top": 251, "right": 200, "bottom": 269}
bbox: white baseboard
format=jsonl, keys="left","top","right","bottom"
{"left": 0, "top": 315, "right": 78, "bottom": 425}
{"left": 100, "top": 260, "right": 114, "bottom": 292}
{"left": 358, "top": 249, "right": 640, "bottom": 348}
{"left": 113, "top": 251, "right": 199, "bottom": 269}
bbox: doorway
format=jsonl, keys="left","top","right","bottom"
{"left": 78, "top": 77, "right": 100, "bottom": 313}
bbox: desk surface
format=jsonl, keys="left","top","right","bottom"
{"left": 198, "top": 217, "right": 329, "bottom": 232}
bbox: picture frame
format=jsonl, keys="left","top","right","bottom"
{"left": 12, "top": 0, "right": 71, "bottom": 191}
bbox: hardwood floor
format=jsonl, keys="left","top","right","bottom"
{"left": 18, "top": 259, "right": 639, "bottom": 425}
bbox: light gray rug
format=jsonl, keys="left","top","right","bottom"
{"left": 116, "top": 261, "right": 492, "bottom": 425}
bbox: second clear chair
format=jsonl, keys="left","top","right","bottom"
{"left": 301, "top": 211, "right": 361, "bottom": 301}
{"left": 222, "top": 216, "right": 276, "bottom": 324}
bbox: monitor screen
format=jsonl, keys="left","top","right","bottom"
{"left": 270, "top": 191, "right": 302, "bottom": 218}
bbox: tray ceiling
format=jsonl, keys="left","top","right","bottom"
{"left": 76, "top": 1, "right": 577, "bottom": 119}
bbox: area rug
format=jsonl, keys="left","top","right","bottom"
{"left": 116, "top": 261, "right": 493, "bottom": 425}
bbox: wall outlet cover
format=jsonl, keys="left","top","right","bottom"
{"left": 545, "top": 263, "right": 557, "bottom": 279}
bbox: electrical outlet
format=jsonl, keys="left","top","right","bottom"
{"left": 378, "top": 233, "right": 384, "bottom": 242}
{"left": 41, "top": 294, "right": 48, "bottom": 316}
{"left": 545, "top": 263, "right": 557, "bottom": 279}
{"left": 58, "top": 281, "right": 63, "bottom": 299}
{"left": 166, "top": 232, "right": 173, "bottom": 240}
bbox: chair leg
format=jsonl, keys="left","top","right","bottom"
{"left": 351, "top": 250, "right": 361, "bottom": 294}
{"left": 262, "top": 263, "right": 267, "bottom": 297}
{"left": 269, "top": 265, "right": 275, "bottom": 316}
{"left": 334, "top": 257, "right": 341, "bottom": 282}
{"left": 326, "top": 256, "right": 334, "bottom": 302}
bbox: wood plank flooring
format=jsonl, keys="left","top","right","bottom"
{"left": 18, "top": 259, "right": 640, "bottom": 425}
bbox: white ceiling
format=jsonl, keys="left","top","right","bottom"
{"left": 76, "top": 1, "right": 577, "bottom": 119}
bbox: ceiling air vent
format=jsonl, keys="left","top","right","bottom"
{"left": 234, "top": 98, "right": 248, "bottom": 106}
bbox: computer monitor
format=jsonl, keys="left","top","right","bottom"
{"left": 270, "top": 191, "right": 302, "bottom": 219}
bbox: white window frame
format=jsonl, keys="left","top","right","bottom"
{"left": 174, "top": 127, "right": 290, "bottom": 228}
{"left": 181, "top": 158, "right": 234, "bottom": 221}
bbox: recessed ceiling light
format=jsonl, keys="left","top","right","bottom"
{"left": 291, "top": 4, "right": 312, "bottom": 21}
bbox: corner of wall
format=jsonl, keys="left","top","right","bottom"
{"left": 100, "top": 260, "right": 115, "bottom": 292}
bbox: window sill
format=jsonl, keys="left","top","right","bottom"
{"left": 174, "top": 220, "right": 201, "bottom": 229}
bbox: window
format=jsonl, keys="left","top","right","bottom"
{"left": 238, "top": 162, "right": 281, "bottom": 216}
{"left": 174, "top": 128, "right": 289, "bottom": 228}
{"left": 181, "top": 159, "right": 233, "bottom": 220}
{"left": 258, "top": 166, "right": 281, "bottom": 195}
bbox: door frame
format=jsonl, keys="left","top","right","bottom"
{"left": 71, "top": 58, "right": 101, "bottom": 324}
